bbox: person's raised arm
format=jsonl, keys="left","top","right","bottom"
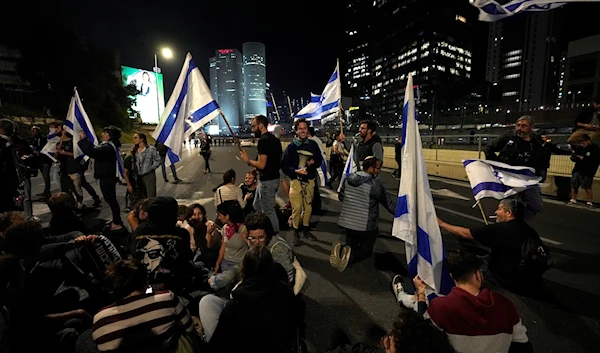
{"left": 437, "top": 218, "right": 473, "bottom": 240}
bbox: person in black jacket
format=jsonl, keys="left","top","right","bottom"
{"left": 356, "top": 120, "right": 384, "bottom": 170}
{"left": 0, "top": 119, "right": 22, "bottom": 213}
{"left": 393, "top": 135, "right": 402, "bottom": 179}
{"left": 567, "top": 97, "right": 600, "bottom": 147}
{"left": 569, "top": 134, "right": 600, "bottom": 207}
{"left": 78, "top": 126, "right": 123, "bottom": 231}
{"left": 484, "top": 115, "right": 545, "bottom": 221}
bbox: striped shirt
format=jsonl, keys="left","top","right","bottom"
{"left": 214, "top": 184, "right": 246, "bottom": 208}
{"left": 92, "top": 291, "right": 193, "bottom": 353}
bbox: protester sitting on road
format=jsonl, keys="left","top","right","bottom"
{"left": 567, "top": 97, "right": 600, "bottom": 147}
{"left": 208, "top": 200, "right": 248, "bottom": 291}
{"left": 239, "top": 169, "right": 257, "bottom": 215}
{"left": 244, "top": 211, "right": 295, "bottom": 285}
{"left": 86, "top": 259, "right": 197, "bottom": 353}
{"left": 213, "top": 168, "right": 246, "bottom": 209}
{"left": 0, "top": 211, "right": 25, "bottom": 238}
{"left": 437, "top": 199, "right": 546, "bottom": 290}
{"left": 184, "top": 203, "right": 220, "bottom": 269}
{"left": 332, "top": 156, "right": 396, "bottom": 272}
{"left": 569, "top": 134, "right": 600, "bottom": 207}
{"left": 327, "top": 307, "right": 454, "bottom": 353}
{"left": 126, "top": 197, "right": 153, "bottom": 233}
{"left": 48, "top": 192, "right": 90, "bottom": 236}
{"left": 484, "top": 115, "right": 546, "bottom": 221}
{"left": 205, "top": 246, "right": 296, "bottom": 352}
{"left": 391, "top": 251, "right": 532, "bottom": 353}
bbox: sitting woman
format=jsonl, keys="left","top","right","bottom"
{"left": 208, "top": 246, "right": 296, "bottom": 352}
{"left": 208, "top": 200, "right": 247, "bottom": 291}
{"left": 185, "top": 204, "right": 220, "bottom": 269}
{"left": 47, "top": 192, "right": 89, "bottom": 236}
{"left": 213, "top": 169, "right": 246, "bottom": 209}
{"left": 88, "top": 259, "right": 196, "bottom": 353}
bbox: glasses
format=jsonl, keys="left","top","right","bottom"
{"left": 248, "top": 235, "right": 267, "bottom": 242}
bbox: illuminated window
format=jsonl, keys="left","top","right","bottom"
{"left": 503, "top": 62, "right": 520, "bottom": 68}
{"left": 502, "top": 91, "right": 518, "bottom": 97}
{"left": 503, "top": 73, "right": 520, "bottom": 80}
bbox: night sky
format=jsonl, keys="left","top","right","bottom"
{"left": 54, "top": 0, "right": 343, "bottom": 99}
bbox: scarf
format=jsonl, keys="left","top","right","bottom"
{"left": 225, "top": 222, "right": 243, "bottom": 240}
{"left": 293, "top": 137, "right": 309, "bottom": 147}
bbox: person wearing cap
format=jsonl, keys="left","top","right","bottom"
{"left": 484, "top": 115, "right": 546, "bottom": 221}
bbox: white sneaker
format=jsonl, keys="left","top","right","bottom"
{"left": 569, "top": 199, "right": 577, "bottom": 205}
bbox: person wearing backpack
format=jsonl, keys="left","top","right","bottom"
{"left": 438, "top": 199, "right": 550, "bottom": 291}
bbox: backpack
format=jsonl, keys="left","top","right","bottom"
{"left": 519, "top": 233, "right": 553, "bottom": 276}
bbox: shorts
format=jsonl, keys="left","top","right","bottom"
{"left": 570, "top": 172, "right": 593, "bottom": 189}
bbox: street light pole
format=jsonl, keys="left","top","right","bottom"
{"left": 154, "top": 53, "right": 161, "bottom": 123}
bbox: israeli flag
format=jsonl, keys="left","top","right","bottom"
{"left": 64, "top": 88, "right": 98, "bottom": 160}
{"left": 152, "top": 53, "right": 220, "bottom": 166}
{"left": 463, "top": 159, "right": 541, "bottom": 200}
{"left": 392, "top": 74, "right": 452, "bottom": 296}
{"left": 294, "top": 61, "right": 341, "bottom": 121}
{"left": 337, "top": 144, "right": 357, "bottom": 193}
{"left": 470, "top": 0, "right": 593, "bottom": 22}
{"left": 40, "top": 132, "right": 61, "bottom": 162}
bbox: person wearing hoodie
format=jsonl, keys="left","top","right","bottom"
{"left": 207, "top": 246, "right": 296, "bottom": 352}
{"left": 331, "top": 156, "right": 396, "bottom": 272}
{"left": 391, "top": 250, "right": 532, "bottom": 353}
{"left": 355, "top": 120, "right": 383, "bottom": 170}
{"left": 132, "top": 196, "right": 192, "bottom": 291}
{"left": 281, "top": 118, "right": 323, "bottom": 246}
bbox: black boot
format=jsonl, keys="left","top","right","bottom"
{"left": 293, "top": 228, "right": 301, "bottom": 246}
{"left": 92, "top": 195, "right": 102, "bottom": 208}
{"left": 302, "top": 226, "right": 318, "bottom": 241}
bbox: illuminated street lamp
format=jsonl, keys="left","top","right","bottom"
{"left": 154, "top": 48, "right": 173, "bottom": 122}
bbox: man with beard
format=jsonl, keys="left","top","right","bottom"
{"left": 355, "top": 120, "right": 383, "bottom": 170}
{"left": 240, "top": 115, "right": 282, "bottom": 234}
{"left": 485, "top": 115, "right": 546, "bottom": 221}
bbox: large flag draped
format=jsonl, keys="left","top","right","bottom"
{"left": 64, "top": 88, "right": 98, "bottom": 160}
{"left": 463, "top": 159, "right": 541, "bottom": 200}
{"left": 337, "top": 144, "right": 357, "bottom": 193}
{"left": 41, "top": 133, "right": 61, "bottom": 162}
{"left": 152, "top": 52, "right": 220, "bottom": 166}
{"left": 392, "top": 74, "right": 452, "bottom": 296}
{"left": 294, "top": 61, "right": 341, "bottom": 121}
{"left": 470, "top": 0, "right": 595, "bottom": 22}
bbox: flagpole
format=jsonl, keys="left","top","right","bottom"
{"left": 270, "top": 91, "right": 281, "bottom": 123}
{"left": 477, "top": 201, "right": 489, "bottom": 225}
{"left": 336, "top": 58, "right": 344, "bottom": 133}
{"left": 218, "top": 110, "right": 242, "bottom": 151}
{"left": 287, "top": 95, "right": 293, "bottom": 119}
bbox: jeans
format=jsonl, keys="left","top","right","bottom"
{"left": 40, "top": 162, "right": 52, "bottom": 194}
{"left": 160, "top": 155, "right": 179, "bottom": 181}
{"left": 199, "top": 294, "right": 228, "bottom": 342}
{"left": 254, "top": 178, "right": 280, "bottom": 233}
{"left": 516, "top": 186, "right": 543, "bottom": 221}
{"left": 99, "top": 177, "right": 122, "bottom": 225}
{"left": 209, "top": 259, "right": 239, "bottom": 290}
{"left": 24, "top": 177, "right": 33, "bottom": 218}
{"left": 289, "top": 179, "right": 315, "bottom": 229}
{"left": 140, "top": 172, "right": 157, "bottom": 198}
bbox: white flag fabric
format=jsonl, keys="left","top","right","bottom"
{"left": 463, "top": 159, "right": 541, "bottom": 200}
{"left": 152, "top": 52, "right": 220, "bottom": 166}
{"left": 294, "top": 61, "right": 341, "bottom": 121}
{"left": 470, "top": 0, "right": 595, "bottom": 22}
{"left": 64, "top": 88, "right": 98, "bottom": 160}
{"left": 392, "top": 74, "right": 453, "bottom": 296}
{"left": 40, "top": 133, "right": 61, "bottom": 162}
{"left": 337, "top": 144, "right": 357, "bottom": 193}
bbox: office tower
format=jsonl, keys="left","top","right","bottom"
{"left": 243, "top": 42, "right": 267, "bottom": 123}
{"left": 208, "top": 49, "right": 244, "bottom": 133}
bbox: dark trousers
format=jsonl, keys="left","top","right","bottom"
{"left": 40, "top": 162, "right": 52, "bottom": 194}
{"left": 344, "top": 229, "right": 378, "bottom": 264}
{"left": 160, "top": 155, "right": 179, "bottom": 181}
{"left": 329, "top": 156, "right": 342, "bottom": 185}
{"left": 313, "top": 181, "right": 322, "bottom": 213}
{"left": 99, "top": 177, "right": 122, "bottom": 225}
{"left": 202, "top": 153, "right": 211, "bottom": 171}
{"left": 79, "top": 171, "right": 98, "bottom": 198}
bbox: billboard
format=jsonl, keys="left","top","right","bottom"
{"left": 122, "top": 66, "right": 165, "bottom": 124}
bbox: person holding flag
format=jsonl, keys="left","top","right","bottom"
{"left": 79, "top": 126, "right": 124, "bottom": 231}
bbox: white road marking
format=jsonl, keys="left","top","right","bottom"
{"left": 235, "top": 156, "right": 240, "bottom": 160}
{"left": 176, "top": 166, "right": 184, "bottom": 172}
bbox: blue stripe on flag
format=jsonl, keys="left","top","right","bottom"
{"left": 327, "top": 70, "right": 338, "bottom": 84}
{"left": 167, "top": 149, "right": 180, "bottom": 165}
{"left": 188, "top": 100, "right": 220, "bottom": 125}
{"left": 295, "top": 101, "right": 339, "bottom": 119}
{"left": 395, "top": 195, "right": 408, "bottom": 218}
{"left": 321, "top": 160, "right": 328, "bottom": 184}
{"left": 417, "top": 226, "right": 432, "bottom": 264}
{"left": 74, "top": 100, "right": 96, "bottom": 144}
{"left": 481, "top": 3, "right": 506, "bottom": 15}
{"left": 157, "top": 59, "right": 198, "bottom": 143}
{"left": 472, "top": 181, "right": 513, "bottom": 195}
{"left": 463, "top": 159, "right": 536, "bottom": 177}
{"left": 311, "top": 96, "right": 320, "bottom": 103}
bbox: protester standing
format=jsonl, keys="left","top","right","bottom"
{"left": 155, "top": 140, "right": 182, "bottom": 183}
{"left": 355, "top": 120, "right": 384, "bottom": 170}
{"left": 200, "top": 134, "right": 212, "bottom": 173}
{"left": 133, "top": 132, "right": 162, "bottom": 198}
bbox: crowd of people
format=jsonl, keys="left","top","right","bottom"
{"left": 0, "top": 102, "right": 598, "bottom": 352}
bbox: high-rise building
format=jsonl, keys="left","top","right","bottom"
{"left": 209, "top": 49, "right": 244, "bottom": 133}
{"left": 243, "top": 42, "right": 267, "bottom": 124}
{"left": 485, "top": 10, "right": 563, "bottom": 112}
{"left": 368, "top": 0, "right": 475, "bottom": 126}
{"left": 559, "top": 34, "right": 600, "bottom": 108}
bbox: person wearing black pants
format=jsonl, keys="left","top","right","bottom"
{"left": 78, "top": 126, "right": 123, "bottom": 231}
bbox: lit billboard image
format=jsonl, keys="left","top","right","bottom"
{"left": 122, "top": 66, "right": 165, "bottom": 124}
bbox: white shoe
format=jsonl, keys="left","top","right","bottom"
{"left": 569, "top": 199, "right": 577, "bottom": 205}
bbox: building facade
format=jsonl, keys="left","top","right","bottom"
{"left": 560, "top": 34, "right": 600, "bottom": 108}
{"left": 242, "top": 42, "right": 267, "bottom": 124}
{"left": 209, "top": 49, "right": 244, "bottom": 133}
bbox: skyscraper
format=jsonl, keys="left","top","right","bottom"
{"left": 209, "top": 49, "right": 244, "bottom": 133}
{"left": 343, "top": 0, "right": 373, "bottom": 108}
{"left": 243, "top": 42, "right": 267, "bottom": 123}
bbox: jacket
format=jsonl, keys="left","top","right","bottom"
{"left": 282, "top": 138, "right": 323, "bottom": 180}
{"left": 484, "top": 131, "right": 546, "bottom": 175}
{"left": 209, "top": 275, "right": 296, "bottom": 353}
{"left": 338, "top": 171, "right": 396, "bottom": 231}
{"left": 356, "top": 134, "right": 383, "bottom": 170}
{"left": 78, "top": 138, "right": 117, "bottom": 179}
{"left": 427, "top": 287, "right": 531, "bottom": 353}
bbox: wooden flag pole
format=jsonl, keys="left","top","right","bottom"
{"left": 218, "top": 110, "right": 241, "bottom": 151}
{"left": 477, "top": 200, "right": 489, "bottom": 225}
